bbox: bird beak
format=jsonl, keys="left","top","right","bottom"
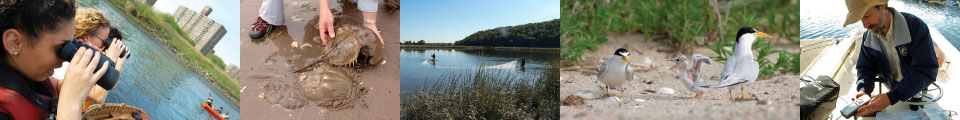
{"left": 621, "top": 57, "right": 630, "bottom": 63}
{"left": 754, "top": 32, "right": 772, "bottom": 39}
{"left": 669, "top": 65, "right": 675, "bottom": 70}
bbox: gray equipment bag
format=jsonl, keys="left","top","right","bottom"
{"left": 800, "top": 75, "right": 840, "bottom": 120}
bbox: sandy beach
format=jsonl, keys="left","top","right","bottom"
{"left": 560, "top": 33, "right": 801, "bottom": 119}
{"left": 236, "top": 0, "right": 400, "bottom": 119}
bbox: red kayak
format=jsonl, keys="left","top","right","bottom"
{"left": 202, "top": 102, "right": 225, "bottom": 120}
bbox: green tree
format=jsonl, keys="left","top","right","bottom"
{"left": 455, "top": 19, "right": 559, "bottom": 48}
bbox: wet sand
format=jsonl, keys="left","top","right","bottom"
{"left": 560, "top": 34, "right": 800, "bottom": 119}
{"left": 237, "top": 0, "right": 400, "bottom": 119}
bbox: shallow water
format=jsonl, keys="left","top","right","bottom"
{"left": 78, "top": 0, "right": 239, "bottom": 119}
{"left": 399, "top": 48, "right": 559, "bottom": 93}
{"left": 801, "top": 0, "right": 960, "bottom": 46}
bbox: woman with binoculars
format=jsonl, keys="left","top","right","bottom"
{"left": 0, "top": 0, "right": 127, "bottom": 119}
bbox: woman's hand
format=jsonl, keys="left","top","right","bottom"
{"left": 361, "top": 12, "right": 384, "bottom": 46}
{"left": 104, "top": 38, "right": 125, "bottom": 60}
{"left": 57, "top": 47, "right": 109, "bottom": 120}
{"left": 104, "top": 38, "right": 130, "bottom": 71}
{"left": 317, "top": 0, "right": 335, "bottom": 45}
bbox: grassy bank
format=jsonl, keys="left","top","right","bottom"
{"left": 400, "top": 45, "right": 560, "bottom": 50}
{"left": 401, "top": 66, "right": 560, "bottom": 119}
{"left": 107, "top": 0, "right": 239, "bottom": 103}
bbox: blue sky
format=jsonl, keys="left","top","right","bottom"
{"left": 400, "top": 0, "right": 559, "bottom": 43}
{"left": 153, "top": 0, "right": 241, "bottom": 66}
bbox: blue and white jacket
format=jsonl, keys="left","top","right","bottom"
{"left": 855, "top": 8, "right": 938, "bottom": 105}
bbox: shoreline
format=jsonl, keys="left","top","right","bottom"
{"left": 236, "top": 0, "right": 401, "bottom": 119}
{"left": 104, "top": 0, "right": 239, "bottom": 105}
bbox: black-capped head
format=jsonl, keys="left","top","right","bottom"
{"left": 614, "top": 48, "right": 629, "bottom": 57}
{"left": 734, "top": 27, "right": 771, "bottom": 43}
{"left": 735, "top": 27, "right": 757, "bottom": 43}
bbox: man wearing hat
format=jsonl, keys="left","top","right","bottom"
{"left": 845, "top": 0, "right": 938, "bottom": 117}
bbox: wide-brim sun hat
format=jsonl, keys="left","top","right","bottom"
{"left": 843, "top": 0, "right": 889, "bottom": 27}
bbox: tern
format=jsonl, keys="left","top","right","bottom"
{"left": 706, "top": 27, "right": 771, "bottom": 100}
{"left": 597, "top": 48, "right": 633, "bottom": 98}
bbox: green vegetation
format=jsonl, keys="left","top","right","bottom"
{"left": 401, "top": 40, "right": 433, "bottom": 45}
{"left": 708, "top": 11, "right": 801, "bottom": 78}
{"left": 455, "top": 19, "right": 559, "bottom": 48}
{"left": 206, "top": 54, "right": 226, "bottom": 69}
{"left": 107, "top": 0, "right": 239, "bottom": 102}
{"left": 401, "top": 67, "right": 559, "bottom": 119}
{"left": 561, "top": 0, "right": 800, "bottom": 77}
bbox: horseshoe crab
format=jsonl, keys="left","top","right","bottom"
{"left": 319, "top": 24, "right": 383, "bottom": 66}
{"left": 260, "top": 82, "right": 308, "bottom": 109}
{"left": 297, "top": 64, "right": 367, "bottom": 109}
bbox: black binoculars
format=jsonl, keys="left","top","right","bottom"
{"left": 101, "top": 28, "right": 130, "bottom": 58}
{"left": 57, "top": 39, "right": 120, "bottom": 90}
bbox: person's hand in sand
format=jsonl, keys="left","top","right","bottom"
{"left": 317, "top": 0, "right": 335, "bottom": 45}
{"left": 316, "top": 0, "right": 384, "bottom": 46}
{"left": 362, "top": 12, "right": 384, "bottom": 46}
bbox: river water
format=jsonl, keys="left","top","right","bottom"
{"left": 800, "top": 0, "right": 960, "bottom": 46}
{"left": 398, "top": 48, "right": 560, "bottom": 93}
{"left": 77, "top": 0, "right": 240, "bottom": 119}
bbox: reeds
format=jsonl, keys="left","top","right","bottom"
{"left": 401, "top": 67, "right": 559, "bottom": 119}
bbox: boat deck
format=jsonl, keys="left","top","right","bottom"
{"left": 801, "top": 27, "right": 959, "bottom": 119}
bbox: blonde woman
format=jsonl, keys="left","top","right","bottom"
{"left": 53, "top": 8, "right": 130, "bottom": 104}
{"left": 75, "top": 8, "right": 129, "bottom": 62}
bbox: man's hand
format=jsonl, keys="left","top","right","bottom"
{"left": 852, "top": 91, "right": 868, "bottom": 101}
{"left": 857, "top": 93, "right": 891, "bottom": 116}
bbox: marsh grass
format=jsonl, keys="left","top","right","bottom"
{"left": 401, "top": 66, "right": 559, "bottom": 119}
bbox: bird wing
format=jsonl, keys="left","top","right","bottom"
{"left": 596, "top": 57, "right": 612, "bottom": 82}
{"left": 625, "top": 62, "right": 634, "bottom": 81}
{"left": 691, "top": 54, "right": 712, "bottom": 73}
{"left": 742, "top": 59, "right": 760, "bottom": 81}
{"left": 719, "top": 55, "right": 738, "bottom": 81}
{"left": 709, "top": 55, "right": 760, "bottom": 88}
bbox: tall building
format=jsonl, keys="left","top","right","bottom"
{"left": 133, "top": 0, "right": 156, "bottom": 6}
{"left": 225, "top": 64, "right": 239, "bottom": 78}
{"left": 173, "top": 6, "right": 226, "bottom": 55}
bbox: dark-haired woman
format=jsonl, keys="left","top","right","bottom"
{"left": 0, "top": 0, "right": 110, "bottom": 119}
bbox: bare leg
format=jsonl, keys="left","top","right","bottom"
{"left": 739, "top": 87, "right": 745, "bottom": 100}
{"left": 728, "top": 89, "right": 733, "bottom": 100}
{"left": 619, "top": 90, "right": 624, "bottom": 98}
{"left": 604, "top": 87, "right": 609, "bottom": 97}
{"left": 690, "top": 91, "right": 704, "bottom": 99}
